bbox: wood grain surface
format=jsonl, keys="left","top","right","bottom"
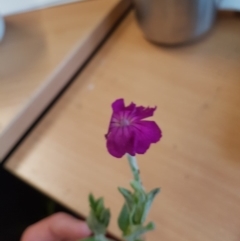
{"left": 0, "top": 0, "right": 130, "bottom": 160}
{"left": 5, "top": 12, "right": 240, "bottom": 241}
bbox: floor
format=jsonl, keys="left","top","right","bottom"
{"left": 0, "top": 166, "right": 118, "bottom": 241}
{"left": 0, "top": 166, "right": 75, "bottom": 241}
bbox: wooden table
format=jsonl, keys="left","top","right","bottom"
{"left": 5, "top": 11, "right": 240, "bottom": 241}
{"left": 0, "top": 0, "right": 130, "bottom": 160}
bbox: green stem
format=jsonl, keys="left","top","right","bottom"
{"left": 127, "top": 154, "right": 141, "bottom": 183}
{"left": 95, "top": 234, "right": 110, "bottom": 241}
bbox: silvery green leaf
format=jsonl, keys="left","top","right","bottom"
{"left": 80, "top": 235, "right": 112, "bottom": 241}
{"left": 145, "top": 221, "right": 155, "bottom": 230}
{"left": 124, "top": 222, "right": 155, "bottom": 241}
{"left": 101, "top": 208, "right": 110, "bottom": 227}
{"left": 141, "top": 188, "right": 160, "bottom": 223}
{"left": 89, "top": 194, "right": 96, "bottom": 209}
{"left": 129, "top": 204, "right": 136, "bottom": 226}
{"left": 99, "top": 208, "right": 106, "bottom": 223}
{"left": 87, "top": 194, "right": 111, "bottom": 235}
{"left": 118, "top": 204, "right": 130, "bottom": 234}
{"left": 96, "top": 198, "right": 104, "bottom": 216}
{"left": 131, "top": 181, "right": 146, "bottom": 203}
{"left": 129, "top": 184, "right": 147, "bottom": 224}
{"left": 118, "top": 187, "right": 134, "bottom": 209}
{"left": 130, "top": 180, "right": 143, "bottom": 193}
{"left": 80, "top": 237, "right": 97, "bottom": 241}
{"left": 95, "top": 234, "right": 111, "bottom": 241}
{"left": 87, "top": 212, "right": 106, "bottom": 235}
{"left": 133, "top": 202, "right": 144, "bottom": 224}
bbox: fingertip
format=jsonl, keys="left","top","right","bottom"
{"left": 50, "top": 212, "right": 91, "bottom": 239}
{"left": 77, "top": 221, "right": 92, "bottom": 237}
{"left": 20, "top": 212, "right": 92, "bottom": 241}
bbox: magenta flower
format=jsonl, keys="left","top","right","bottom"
{"left": 105, "top": 99, "right": 162, "bottom": 158}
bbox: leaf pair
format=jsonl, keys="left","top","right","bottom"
{"left": 87, "top": 194, "right": 111, "bottom": 236}
{"left": 124, "top": 222, "right": 155, "bottom": 241}
{"left": 118, "top": 182, "right": 160, "bottom": 240}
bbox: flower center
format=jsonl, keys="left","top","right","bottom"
{"left": 119, "top": 118, "right": 130, "bottom": 127}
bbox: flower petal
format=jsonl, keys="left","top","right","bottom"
{"left": 133, "top": 121, "right": 162, "bottom": 154}
{"left": 106, "top": 126, "right": 135, "bottom": 158}
{"left": 107, "top": 127, "right": 135, "bottom": 158}
{"left": 112, "top": 99, "right": 138, "bottom": 113}
{"left": 133, "top": 106, "right": 157, "bottom": 120}
{"left": 125, "top": 102, "right": 136, "bottom": 112}
{"left": 112, "top": 99, "right": 125, "bottom": 113}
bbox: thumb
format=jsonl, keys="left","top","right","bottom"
{"left": 21, "top": 212, "right": 91, "bottom": 241}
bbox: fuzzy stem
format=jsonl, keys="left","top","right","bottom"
{"left": 127, "top": 154, "right": 141, "bottom": 183}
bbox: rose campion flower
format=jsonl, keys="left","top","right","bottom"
{"left": 105, "top": 99, "right": 162, "bottom": 158}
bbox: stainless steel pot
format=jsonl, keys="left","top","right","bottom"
{"left": 0, "top": 14, "right": 5, "bottom": 42}
{"left": 134, "top": 0, "right": 217, "bottom": 45}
